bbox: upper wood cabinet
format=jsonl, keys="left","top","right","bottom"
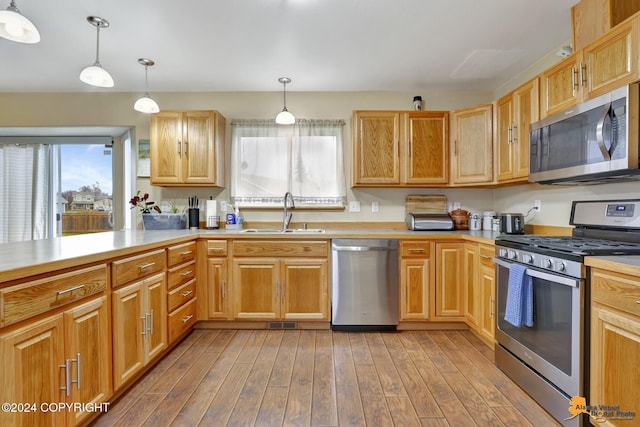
{"left": 496, "top": 78, "right": 539, "bottom": 182}
{"left": 450, "top": 103, "right": 493, "bottom": 185}
{"left": 150, "top": 110, "right": 225, "bottom": 187}
{"left": 352, "top": 110, "right": 449, "bottom": 187}
{"left": 572, "top": 0, "right": 640, "bottom": 50}
{"left": 541, "top": 16, "right": 639, "bottom": 118}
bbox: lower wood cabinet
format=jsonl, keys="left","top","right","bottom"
{"left": 0, "top": 295, "right": 110, "bottom": 427}
{"left": 112, "top": 272, "right": 167, "bottom": 390}
{"left": 590, "top": 267, "right": 640, "bottom": 425}
{"left": 197, "top": 239, "right": 230, "bottom": 320}
{"left": 463, "top": 243, "right": 496, "bottom": 344}
{"left": 400, "top": 241, "right": 431, "bottom": 320}
{"left": 434, "top": 242, "right": 465, "bottom": 319}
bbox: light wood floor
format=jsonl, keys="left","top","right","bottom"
{"left": 92, "top": 329, "right": 561, "bottom": 427}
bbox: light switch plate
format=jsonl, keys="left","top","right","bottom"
{"left": 220, "top": 201, "right": 228, "bottom": 212}
{"left": 349, "top": 201, "right": 361, "bottom": 212}
{"left": 371, "top": 201, "right": 379, "bottom": 213}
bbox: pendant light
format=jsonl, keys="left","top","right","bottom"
{"left": 0, "top": 0, "right": 40, "bottom": 43}
{"left": 134, "top": 58, "right": 160, "bottom": 113}
{"left": 79, "top": 16, "right": 114, "bottom": 88}
{"left": 275, "top": 77, "right": 295, "bottom": 125}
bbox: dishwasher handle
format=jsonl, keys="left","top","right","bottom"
{"left": 332, "top": 244, "right": 394, "bottom": 252}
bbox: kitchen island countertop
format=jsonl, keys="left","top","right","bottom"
{"left": 0, "top": 228, "right": 500, "bottom": 284}
{"left": 585, "top": 255, "right": 640, "bottom": 276}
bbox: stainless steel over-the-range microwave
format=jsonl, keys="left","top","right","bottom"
{"left": 529, "top": 83, "right": 640, "bottom": 185}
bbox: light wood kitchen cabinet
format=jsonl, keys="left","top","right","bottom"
{"left": 496, "top": 78, "right": 539, "bottom": 182}
{"left": 464, "top": 243, "right": 480, "bottom": 327}
{"left": 166, "top": 241, "right": 197, "bottom": 344}
{"left": 112, "top": 272, "right": 167, "bottom": 390}
{"left": 197, "top": 239, "right": 229, "bottom": 320}
{"left": 352, "top": 110, "right": 449, "bottom": 187}
{"left": 150, "top": 110, "right": 225, "bottom": 187}
{"left": 541, "top": 16, "right": 639, "bottom": 118}
{"left": 463, "top": 243, "right": 496, "bottom": 345}
{"left": 400, "top": 241, "right": 431, "bottom": 321}
{"left": 231, "top": 240, "right": 330, "bottom": 321}
{"left": 0, "top": 295, "right": 110, "bottom": 427}
{"left": 450, "top": 103, "right": 493, "bottom": 185}
{"left": 572, "top": 0, "right": 640, "bottom": 50}
{"left": 434, "top": 242, "right": 465, "bottom": 319}
{"left": 590, "top": 267, "right": 640, "bottom": 425}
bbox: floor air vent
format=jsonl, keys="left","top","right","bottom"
{"left": 268, "top": 321, "right": 298, "bottom": 329}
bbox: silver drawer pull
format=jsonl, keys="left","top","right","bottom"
{"left": 480, "top": 254, "right": 492, "bottom": 259}
{"left": 208, "top": 247, "right": 224, "bottom": 252}
{"left": 179, "top": 250, "right": 193, "bottom": 255}
{"left": 636, "top": 300, "right": 640, "bottom": 304}
{"left": 57, "top": 284, "right": 85, "bottom": 296}
{"left": 182, "top": 315, "right": 194, "bottom": 323}
{"left": 139, "top": 262, "right": 156, "bottom": 270}
{"left": 181, "top": 290, "right": 193, "bottom": 297}
{"left": 180, "top": 270, "right": 193, "bottom": 276}
{"left": 408, "top": 248, "right": 426, "bottom": 252}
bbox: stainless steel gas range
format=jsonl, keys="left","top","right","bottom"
{"left": 494, "top": 199, "right": 640, "bottom": 427}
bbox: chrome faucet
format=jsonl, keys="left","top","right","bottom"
{"left": 283, "top": 191, "right": 295, "bottom": 229}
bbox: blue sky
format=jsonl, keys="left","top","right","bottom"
{"left": 61, "top": 144, "right": 113, "bottom": 195}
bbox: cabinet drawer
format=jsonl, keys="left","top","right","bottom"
{"left": 0, "top": 264, "right": 107, "bottom": 327}
{"left": 232, "top": 240, "right": 328, "bottom": 257}
{"left": 167, "top": 241, "right": 196, "bottom": 267}
{"left": 167, "top": 260, "right": 196, "bottom": 290}
{"left": 592, "top": 269, "right": 640, "bottom": 316}
{"left": 479, "top": 245, "right": 495, "bottom": 267}
{"left": 206, "top": 240, "right": 228, "bottom": 257}
{"left": 168, "top": 280, "right": 196, "bottom": 312}
{"left": 400, "top": 241, "right": 430, "bottom": 258}
{"left": 168, "top": 298, "right": 197, "bottom": 343}
{"left": 112, "top": 250, "right": 166, "bottom": 287}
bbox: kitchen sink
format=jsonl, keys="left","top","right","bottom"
{"left": 240, "top": 228, "right": 325, "bottom": 233}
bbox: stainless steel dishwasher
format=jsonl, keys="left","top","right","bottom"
{"left": 331, "top": 239, "right": 399, "bottom": 331}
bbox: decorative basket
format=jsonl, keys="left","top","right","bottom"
{"left": 449, "top": 209, "right": 469, "bottom": 230}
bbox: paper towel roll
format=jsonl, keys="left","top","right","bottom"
{"left": 205, "top": 199, "right": 217, "bottom": 218}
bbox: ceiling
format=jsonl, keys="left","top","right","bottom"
{"left": 1, "top": 0, "right": 577, "bottom": 93}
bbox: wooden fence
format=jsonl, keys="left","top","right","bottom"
{"left": 62, "top": 212, "right": 112, "bottom": 233}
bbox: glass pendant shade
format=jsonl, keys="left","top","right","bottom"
{"left": 80, "top": 16, "right": 113, "bottom": 88}
{"left": 275, "top": 77, "right": 295, "bottom": 125}
{"left": 79, "top": 64, "right": 114, "bottom": 88}
{"left": 134, "top": 94, "right": 160, "bottom": 113}
{"left": 0, "top": 1, "right": 40, "bottom": 43}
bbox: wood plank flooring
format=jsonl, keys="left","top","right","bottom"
{"left": 91, "top": 329, "right": 561, "bottom": 427}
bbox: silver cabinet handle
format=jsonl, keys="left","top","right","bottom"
{"left": 177, "top": 140, "right": 181, "bottom": 155}
{"left": 56, "top": 284, "right": 85, "bottom": 296}
{"left": 281, "top": 281, "right": 285, "bottom": 303}
{"left": 512, "top": 124, "right": 517, "bottom": 143}
{"left": 182, "top": 315, "right": 194, "bottom": 323}
{"left": 184, "top": 141, "right": 189, "bottom": 155}
{"left": 221, "top": 280, "right": 225, "bottom": 299}
{"left": 489, "top": 296, "right": 494, "bottom": 318}
{"left": 580, "top": 62, "right": 587, "bottom": 86}
{"left": 148, "top": 310, "right": 154, "bottom": 335}
{"left": 181, "top": 270, "right": 193, "bottom": 276}
{"left": 408, "top": 248, "right": 426, "bottom": 252}
{"left": 71, "top": 353, "right": 81, "bottom": 391}
{"left": 179, "top": 250, "right": 193, "bottom": 255}
{"left": 139, "top": 262, "right": 156, "bottom": 270}
{"left": 208, "top": 247, "right": 224, "bottom": 252}
{"left": 181, "top": 290, "right": 193, "bottom": 297}
{"left": 507, "top": 125, "right": 512, "bottom": 144}
{"left": 480, "top": 254, "right": 492, "bottom": 259}
{"left": 141, "top": 315, "right": 148, "bottom": 336}
{"left": 572, "top": 66, "right": 579, "bottom": 93}
{"left": 60, "top": 358, "right": 71, "bottom": 396}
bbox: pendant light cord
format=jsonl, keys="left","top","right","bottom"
{"left": 282, "top": 80, "right": 288, "bottom": 111}
{"left": 94, "top": 26, "right": 101, "bottom": 66}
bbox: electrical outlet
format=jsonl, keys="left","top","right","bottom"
{"left": 349, "top": 201, "right": 361, "bottom": 212}
{"left": 371, "top": 201, "right": 379, "bottom": 213}
{"left": 534, "top": 200, "right": 541, "bottom": 212}
{"left": 453, "top": 201, "right": 461, "bottom": 210}
{"left": 221, "top": 201, "right": 228, "bottom": 212}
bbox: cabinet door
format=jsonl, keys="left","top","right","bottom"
{"left": 352, "top": 111, "right": 401, "bottom": 185}
{"left": 464, "top": 244, "right": 480, "bottom": 327}
{"left": 403, "top": 112, "right": 448, "bottom": 184}
{"left": 435, "top": 243, "right": 464, "bottom": 318}
{"left": 512, "top": 78, "right": 539, "bottom": 179}
{"left": 281, "top": 259, "right": 329, "bottom": 320}
{"left": 450, "top": 104, "right": 493, "bottom": 184}
{"left": 150, "top": 111, "right": 183, "bottom": 184}
{"left": 112, "top": 281, "right": 145, "bottom": 390}
{"left": 400, "top": 258, "right": 430, "bottom": 320}
{"left": 145, "top": 273, "right": 168, "bottom": 362}
{"left": 480, "top": 263, "right": 496, "bottom": 344}
{"left": 496, "top": 95, "right": 514, "bottom": 181}
{"left": 591, "top": 303, "right": 640, "bottom": 422}
{"left": 583, "top": 17, "right": 639, "bottom": 99}
{"left": 540, "top": 53, "right": 582, "bottom": 118}
{"left": 0, "top": 314, "right": 66, "bottom": 427}
{"left": 64, "top": 296, "right": 111, "bottom": 426}
{"left": 184, "top": 111, "right": 216, "bottom": 184}
{"left": 207, "top": 257, "right": 229, "bottom": 319}
{"left": 232, "top": 259, "right": 279, "bottom": 319}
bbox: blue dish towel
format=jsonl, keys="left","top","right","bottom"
{"left": 504, "top": 263, "right": 533, "bottom": 327}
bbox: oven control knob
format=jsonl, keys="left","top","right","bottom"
{"left": 508, "top": 250, "right": 517, "bottom": 260}
{"left": 499, "top": 248, "right": 508, "bottom": 258}
{"left": 523, "top": 254, "right": 534, "bottom": 264}
{"left": 543, "top": 258, "right": 553, "bottom": 269}
{"left": 557, "top": 262, "right": 567, "bottom": 272}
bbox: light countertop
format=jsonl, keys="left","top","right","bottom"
{"left": 585, "top": 255, "right": 640, "bottom": 276}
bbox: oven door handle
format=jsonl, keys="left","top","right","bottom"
{"left": 494, "top": 258, "right": 580, "bottom": 288}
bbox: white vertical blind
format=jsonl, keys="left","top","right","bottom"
{"left": 0, "top": 144, "right": 50, "bottom": 243}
